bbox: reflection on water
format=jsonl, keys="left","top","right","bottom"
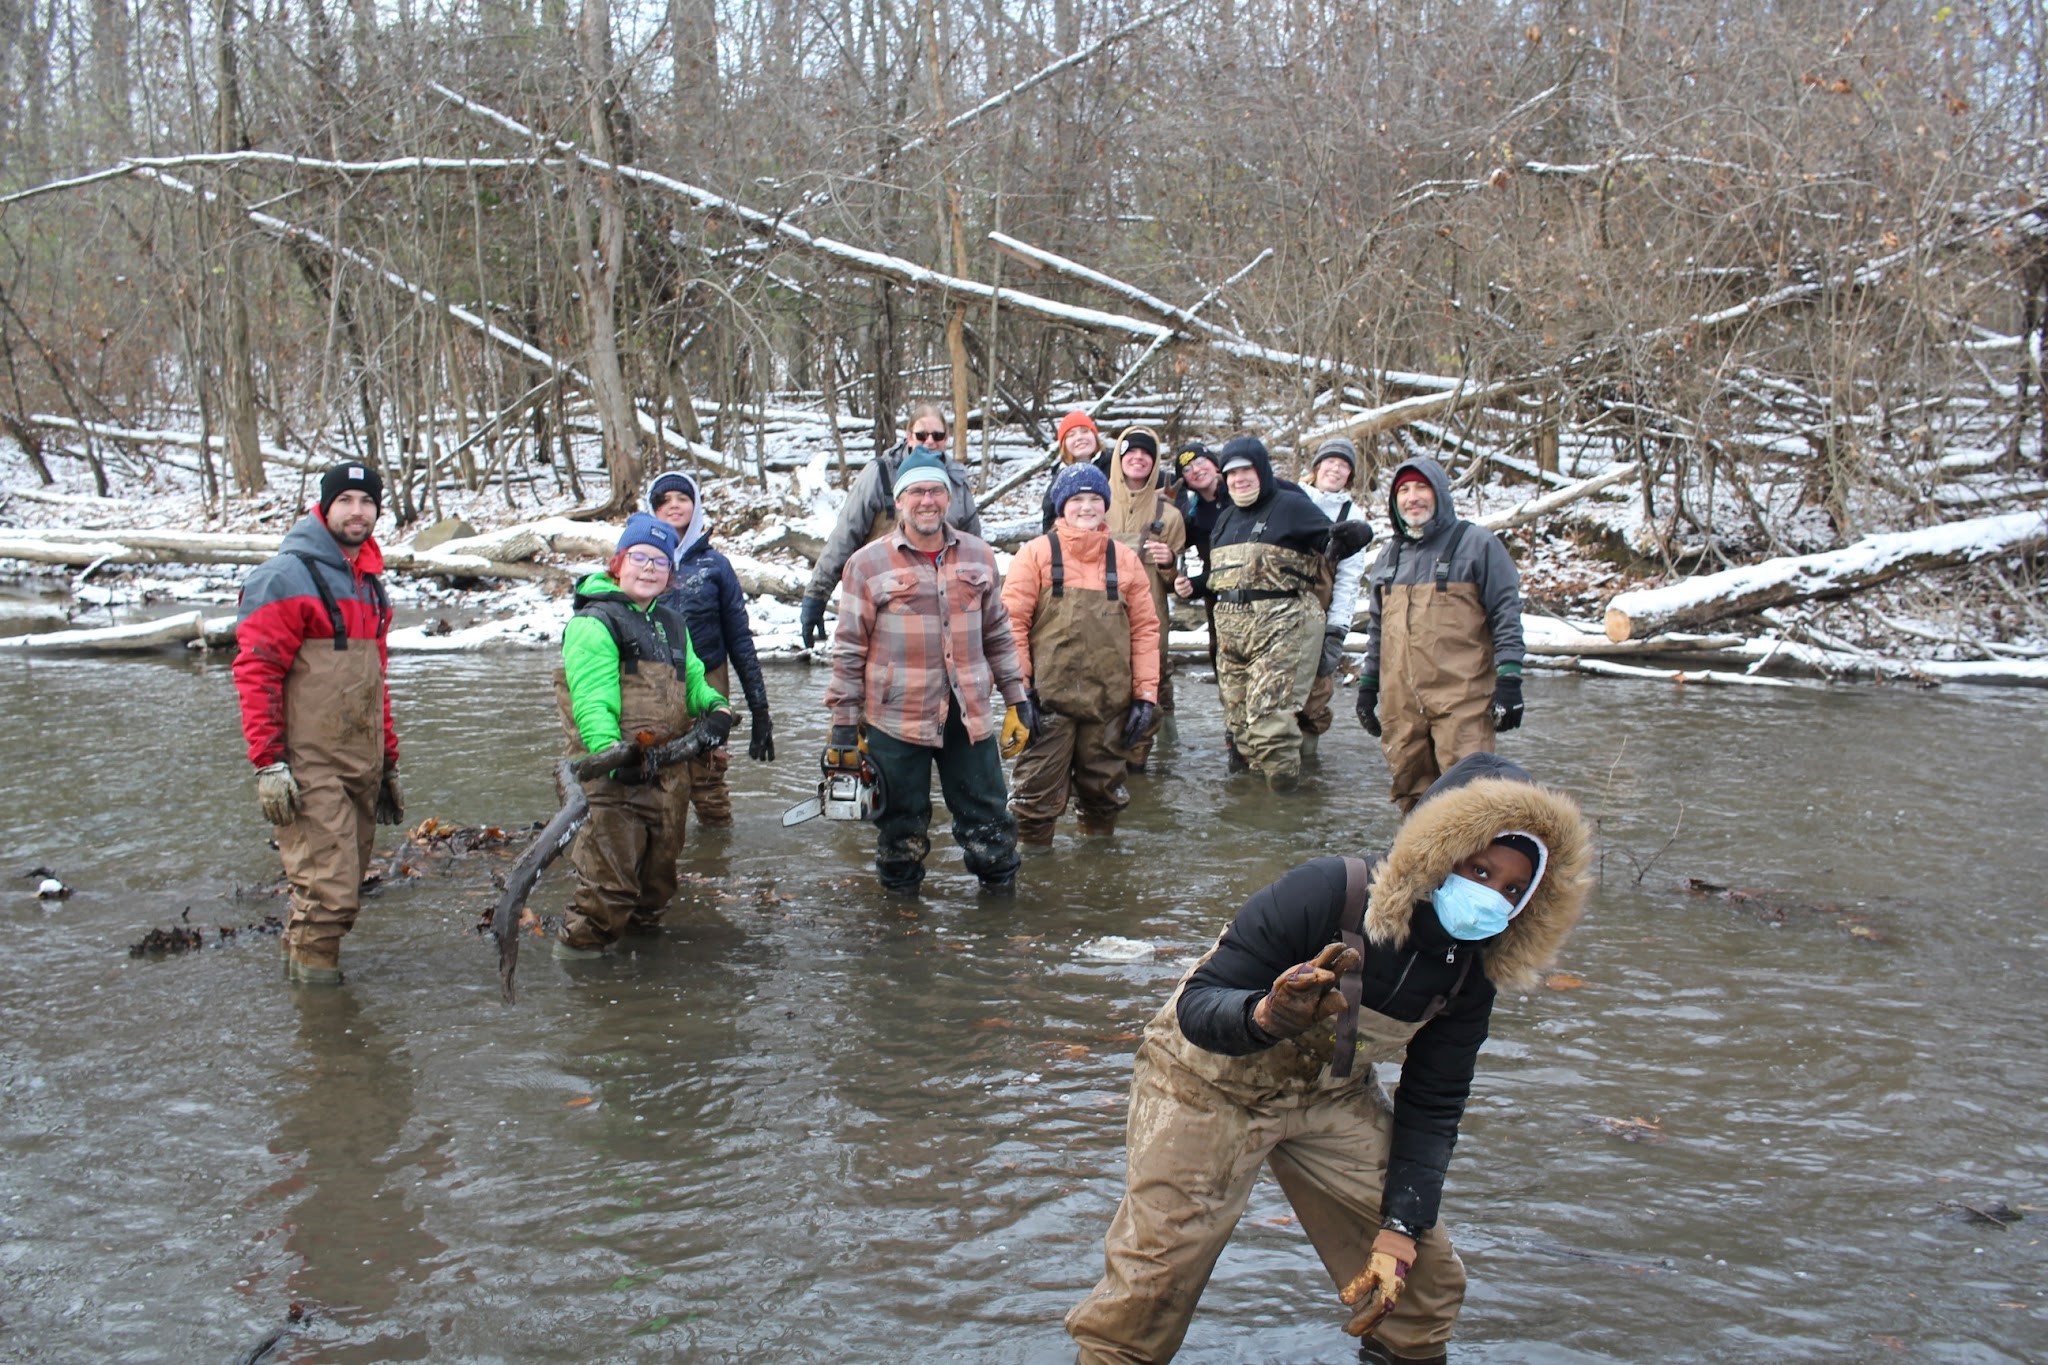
{"left": 0, "top": 651, "right": 2043, "bottom": 1362}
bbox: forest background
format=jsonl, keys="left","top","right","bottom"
{"left": 0, "top": 0, "right": 2043, "bottom": 630}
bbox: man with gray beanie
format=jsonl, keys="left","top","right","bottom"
{"left": 823, "top": 449, "right": 1034, "bottom": 893}
{"left": 233, "top": 460, "right": 402, "bottom": 984}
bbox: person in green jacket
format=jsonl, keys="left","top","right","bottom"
{"left": 553, "top": 513, "right": 734, "bottom": 954}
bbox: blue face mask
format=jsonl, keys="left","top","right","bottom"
{"left": 1432, "top": 874, "right": 1517, "bottom": 941}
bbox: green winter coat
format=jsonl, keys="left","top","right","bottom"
{"left": 560, "top": 571, "right": 727, "bottom": 754}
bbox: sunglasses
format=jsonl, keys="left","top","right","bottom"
{"left": 622, "top": 550, "right": 671, "bottom": 570}
{"left": 911, "top": 429, "right": 949, "bottom": 443}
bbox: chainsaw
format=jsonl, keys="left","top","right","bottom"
{"left": 782, "top": 746, "right": 883, "bottom": 825}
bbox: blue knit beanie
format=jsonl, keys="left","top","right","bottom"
{"left": 615, "top": 512, "right": 681, "bottom": 560}
{"left": 647, "top": 471, "right": 698, "bottom": 513}
{"left": 893, "top": 449, "right": 952, "bottom": 497}
{"left": 1051, "top": 463, "right": 1112, "bottom": 516}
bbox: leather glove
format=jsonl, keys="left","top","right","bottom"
{"left": 1250, "top": 943, "right": 1363, "bottom": 1041}
{"left": 1327, "top": 517, "right": 1375, "bottom": 561}
{"left": 255, "top": 762, "right": 300, "bottom": 826}
{"left": 799, "top": 596, "right": 827, "bottom": 651}
{"left": 1340, "top": 1228, "right": 1417, "bottom": 1337}
{"left": 1492, "top": 671, "right": 1524, "bottom": 732}
{"left": 1318, "top": 626, "right": 1347, "bottom": 678}
{"left": 823, "top": 723, "right": 864, "bottom": 774}
{"left": 748, "top": 707, "right": 775, "bottom": 761}
{"left": 699, "top": 708, "right": 736, "bottom": 749}
{"left": 1000, "top": 705, "right": 1032, "bottom": 760}
{"left": 1356, "top": 677, "right": 1381, "bottom": 737}
{"left": 1120, "top": 700, "right": 1157, "bottom": 751}
{"left": 374, "top": 768, "right": 404, "bottom": 825}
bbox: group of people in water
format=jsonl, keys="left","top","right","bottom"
{"left": 232, "top": 413, "right": 1587, "bottom": 1362}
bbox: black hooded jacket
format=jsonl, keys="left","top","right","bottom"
{"left": 1209, "top": 437, "right": 1333, "bottom": 557}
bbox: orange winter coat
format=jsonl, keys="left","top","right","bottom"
{"left": 1002, "top": 520, "right": 1162, "bottom": 706}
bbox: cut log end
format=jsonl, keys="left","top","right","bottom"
{"left": 1604, "top": 607, "right": 1636, "bottom": 643}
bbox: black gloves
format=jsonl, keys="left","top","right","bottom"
{"left": 613, "top": 747, "right": 661, "bottom": 785}
{"left": 1492, "top": 671, "right": 1524, "bottom": 732}
{"left": 748, "top": 707, "right": 775, "bottom": 761}
{"left": 1327, "top": 518, "right": 1375, "bottom": 561}
{"left": 374, "top": 768, "right": 405, "bottom": 826}
{"left": 799, "top": 596, "right": 828, "bottom": 650}
{"left": 699, "top": 709, "right": 736, "bottom": 749}
{"left": 823, "top": 724, "right": 864, "bottom": 774}
{"left": 1013, "top": 692, "right": 1041, "bottom": 740}
{"left": 1120, "top": 700, "right": 1157, "bottom": 751}
{"left": 1355, "top": 676, "right": 1381, "bottom": 737}
{"left": 1318, "top": 626, "right": 1347, "bottom": 678}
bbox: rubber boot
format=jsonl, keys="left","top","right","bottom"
{"left": 1300, "top": 729, "right": 1321, "bottom": 763}
{"left": 283, "top": 938, "right": 343, "bottom": 986}
{"left": 1359, "top": 1338, "right": 1446, "bottom": 1365}
{"left": 552, "top": 936, "right": 606, "bottom": 960}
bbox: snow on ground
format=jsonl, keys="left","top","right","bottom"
{"left": 3, "top": 398, "right": 2043, "bottom": 673}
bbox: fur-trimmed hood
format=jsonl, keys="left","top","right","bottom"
{"left": 1365, "top": 754, "right": 1593, "bottom": 990}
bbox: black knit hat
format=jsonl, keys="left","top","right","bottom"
{"left": 318, "top": 460, "right": 384, "bottom": 516}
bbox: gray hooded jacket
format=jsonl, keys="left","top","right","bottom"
{"left": 804, "top": 441, "right": 982, "bottom": 600}
{"left": 1362, "top": 456, "right": 1524, "bottom": 678}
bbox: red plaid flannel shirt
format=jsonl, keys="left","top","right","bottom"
{"left": 824, "top": 525, "right": 1028, "bottom": 747}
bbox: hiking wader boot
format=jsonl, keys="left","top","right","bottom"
{"left": 283, "top": 941, "right": 344, "bottom": 986}
{"left": 1300, "top": 729, "right": 1321, "bottom": 763}
{"left": 552, "top": 936, "right": 607, "bottom": 960}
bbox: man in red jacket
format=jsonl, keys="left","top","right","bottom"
{"left": 233, "top": 462, "right": 403, "bottom": 984}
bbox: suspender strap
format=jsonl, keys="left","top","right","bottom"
{"left": 1104, "top": 539, "right": 1118, "bottom": 600}
{"left": 1047, "top": 533, "right": 1064, "bottom": 598}
{"left": 1330, "top": 855, "right": 1378, "bottom": 1079}
{"left": 1417, "top": 953, "right": 1474, "bottom": 1024}
{"left": 1433, "top": 521, "right": 1470, "bottom": 594}
{"left": 286, "top": 550, "right": 349, "bottom": 650}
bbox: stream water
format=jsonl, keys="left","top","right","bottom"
{"left": 0, "top": 651, "right": 2043, "bottom": 1363}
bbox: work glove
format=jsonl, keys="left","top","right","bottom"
{"left": 823, "top": 723, "right": 864, "bottom": 774}
{"left": 747, "top": 707, "right": 775, "bottom": 762}
{"left": 1000, "top": 705, "right": 1032, "bottom": 760}
{"left": 1250, "top": 942, "right": 1363, "bottom": 1041}
{"left": 1120, "top": 700, "right": 1157, "bottom": 751}
{"left": 255, "top": 762, "right": 300, "bottom": 826}
{"left": 1340, "top": 1228, "right": 1418, "bottom": 1338}
{"left": 1327, "top": 518, "right": 1375, "bottom": 561}
{"left": 374, "top": 768, "right": 405, "bottom": 826}
{"left": 799, "top": 596, "right": 828, "bottom": 651}
{"left": 699, "top": 708, "right": 736, "bottom": 749}
{"left": 1013, "top": 692, "right": 1042, "bottom": 741}
{"left": 1356, "top": 677, "right": 1381, "bottom": 737}
{"left": 1318, "top": 626, "right": 1347, "bottom": 678}
{"left": 1492, "top": 671, "right": 1524, "bottom": 732}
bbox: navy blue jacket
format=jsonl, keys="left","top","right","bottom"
{"left": 658, "top": 540, "right": 768, "bottom": 713}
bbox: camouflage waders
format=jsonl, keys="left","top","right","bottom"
{"left": 1208, "top": 541, "right": 1324, "bottom": 784}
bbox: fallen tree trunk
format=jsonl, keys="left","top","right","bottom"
{"left": 1603, "top": 510, "right": 2048, "bottom": 641}
{"left": 1473, "top": 461, "right": 1641, "bottom": 534}
{"left": 0, "top": 609, "right": 205, "bottom": 651}
{"left": 0, "top": 528, "right": 562, "bottom": 583}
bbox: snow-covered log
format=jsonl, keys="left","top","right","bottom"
{"left": 1603, "top": 511, "right": 2048, "bottom": 641}
{"left": 24, "top": 414, "right": 323, "bottom": 471}
{"left": 0, "top": 528, "right": 560, "bottom": 583}
{"left": 0, "top": 609, "right": 205, "bottom": 652}
{"left": 1473, "top": 462, "right": 1641, "bottom": 534}
{"left": 1558, "top": 658, "right": 1806, "bottom": 687}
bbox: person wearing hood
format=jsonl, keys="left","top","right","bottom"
{"left": 554, "top": 514, "right": 735, "bottom": 953}
{"left": 1205, "top": 437, "right": 1371, "bottom": 789}
{"left": 648, "top": 472, "right": 774, "bottom": 831}
{"left": 1168, "top": 440, "right": 1225, "bottom": 670}
{"left": 1104, "top": 426, "right": 1187, "bottom": 769}
{"left": 1001, "top": 464, "right": 1162, "bottom": 844}
{"left": 234, "top": 461, "right": 404, "bottom": 984}
{"left": 799, "top": 402, "right": 982, "bottom": 651}
{"left": 824, "top": 451, "right": 1035, "bottom": 894}
{"left": 1295, "top": 437, "right": 1373, "bottom": 761}
{"left": 1039, "top": 410, "right": 1113, "bottom": 532}
{"left": 1358, "top": 456, "right": 1526, "bottom": 813}
{"left": 1067, "top": 753, "right": 1592, "bottom": 1364}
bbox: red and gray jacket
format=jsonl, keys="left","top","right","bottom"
{"left": 232, "top": 510, "right": 397, "bottom": 772}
